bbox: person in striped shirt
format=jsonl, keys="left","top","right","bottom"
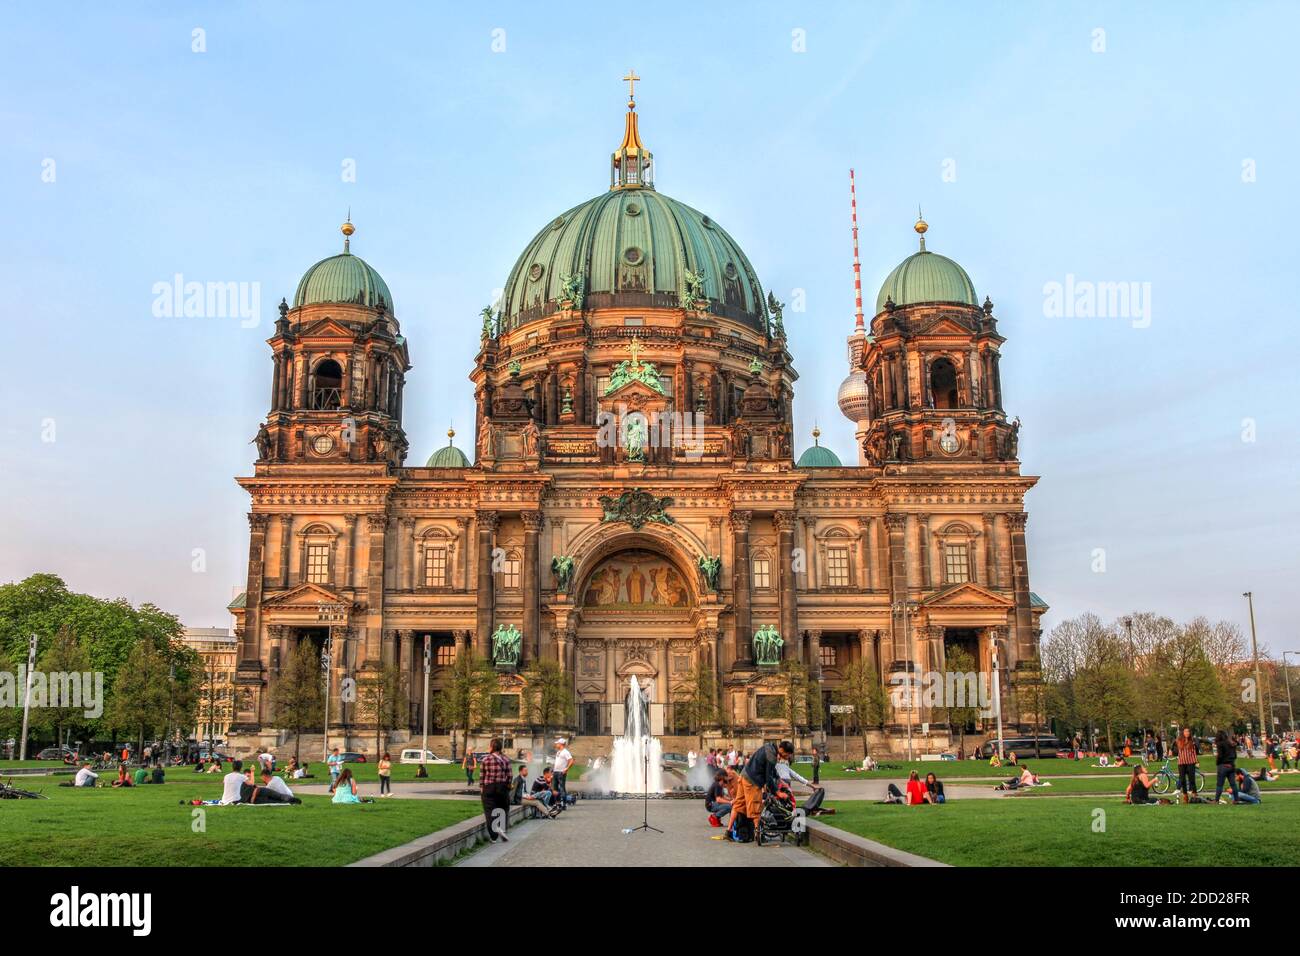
{"left": 479, "top": 738, "right": 513, "bottom": 842}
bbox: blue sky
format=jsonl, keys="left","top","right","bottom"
{"left": 1, "top": 2, "right": 1296, "bottom": 651}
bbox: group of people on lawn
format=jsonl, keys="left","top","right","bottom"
{"left": 1124, "top": 727, "right": 1266, "bottom": 805}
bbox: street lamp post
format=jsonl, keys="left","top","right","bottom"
{"left": 891, "top": 601, "right": 918, "bottom": 762}
{"left": 1243, "top": 592, "right": 1267, "bottom": 748}
{"left": 1282, "top": 651, "right": 1297, "bottom": 734}
{"left": 418, "top": 635, "right": 431, "bottom": 779}
{"left": 317, "top": 602, "right": 347, "bottom": 761}
{"left": 18, "top": 633, "right": 38, "bottom": 761}
{"left": 991, "top": 634, "right": 1005, "bottom": 760}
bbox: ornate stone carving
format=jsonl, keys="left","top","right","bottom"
{"left": 729, "top": 510, "right": 752, "bottom": 534}
{"left": 598, "top": 488, "right": 675, "bottom": 530}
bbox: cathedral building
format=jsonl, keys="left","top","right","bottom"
{"left": 228, "top": 80, "right": 1046, "bottom": 757}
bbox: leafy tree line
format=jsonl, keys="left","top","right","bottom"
{"left": 1042, "top": 611, "right": 1293, "bottom": 749}
{"left": 0, "top": 573, "right": 203, "bottom": 755}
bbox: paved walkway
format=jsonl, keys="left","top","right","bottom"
{"left": 457, "top": 799, "right": 833, "bottom": 868}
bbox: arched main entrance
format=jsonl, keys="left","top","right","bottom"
{"left": 567, "top": 533, "right": 702, "bottom": 737}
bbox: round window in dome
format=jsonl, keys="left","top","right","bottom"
{"left": 528, "top": 263, "right": 544, "bottom": 282}
{"left": 701, "top": 215, "right": 713, "bottom": 228}
{"left": 725, "top": 262, "right": 737, "bottom": 279}
{"left": 624, "top": 247, "right": 644, "bottom": 265}
{"left": 550, "top": 216, "right": 566, "bottom": 230}
{"left": 625, "top": 202, "right": 641, "bottom": 217}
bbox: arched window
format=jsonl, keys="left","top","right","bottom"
{"left": 930, "top": 357, "right": 959, "bottom": 409}
{"left": 312, "top": 359, "right": 343, "bottom": 409}
{"left": 501, "top": 550, "right": 521, "bottom": 590}
{"left": 751, "top": 551, "right": 772, "bottom": 590}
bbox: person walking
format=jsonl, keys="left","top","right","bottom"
{"left": 479, "top": 737, "right": 512, "bottom": 841}
{"left": 462, "top": 748, "right": 478, "bottom": 787}
{"left": 1212, "top": 730, "right": 1240, "bottom": 804}
{"left": 377, "top": 752, "right": 392, "bottom": 797}
{"left": 811, "top": 746, "right": 821, "bottom": 785}
{"left": 1175, "top": 726, "right": 1199, "bottom": 803}
{"left": 327, "top": 747, "right": 343, "bottom": 788}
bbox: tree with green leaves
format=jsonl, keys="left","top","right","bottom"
{"left": 677, "top": 661, "right": 717, "bottom": 747}
{"left": 356, "top": 662, "right": 405, "bottom": 759}
{"left": 777, "top": 660, "right": 823, "bottom": 740}
{"left": 522, "top": 658, "right": 572, "bottom": 745}
{"left": 1076, "top": 657, "right": 1136, "bottom": 753}
{"left": 36, "top": 626, "right": 93, "bottom": 749}
{"left": 940, "top": 645, "right": 982, "bottom": 757}
{"left": 1147, "top": 627, "right": 1231, "bottom": 731}
{"left": 106, "top": 639, "right": 172, "bottom": 753}
{"left": 269, "top": 640, "right": 324, "bottom": 762}
{"left": 434, "top": 653, "right": 497, "bottom": 759}
{"left": 833, "top": 659, "right": 890, "bottom": 757}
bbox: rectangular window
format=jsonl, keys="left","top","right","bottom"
{"left": 825, "top": 547, "right": 850, "bottom": 587}
{"left": 502, "top": 555, "right": 521, "bottom": 590}
{"left": 945, "top": 544, "right": 970, "bottom": 584}
{"left": 819, "top": 643, "right": 837, "bottom": 668}
{"left": 424, "top": 547, "right": 447, "bottom": 587}
{"left": 752, "top": 556, "right": 771, "bottom": 590}
{"left": 435, "top": 642, "right": 456, "bottom": 667}
{"left": 306, "top": 544, "right": 330, "bottom": 584}
{"left": 756, "top": 695, "right": 784, "bottom": 719}
{"left": 596, "top": 376, "right": 610, "bottom": 397}
{"left": 623, "top": 316, "right": 644, "bottom": 326}
{"left": 492, "top": 694, "right": 520, "bottom": 719}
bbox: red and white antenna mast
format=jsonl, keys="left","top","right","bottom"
{"left": 850, "top": 168, "right": 865, "bottom": 331}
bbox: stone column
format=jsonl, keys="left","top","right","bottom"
{"left": 522, "top": 511, "right": 542, "bottom": 661}
{"left": 730, "top": 510, "right": 753, "bottom": 668}
{"left": 808, "top": 629, "right": 823, "bottom": 680}
{"left": 775, "top": 511, "right": 797, "bottom": 657}
{"left": 918, "top": 514, "right": 932, "bottom": 589}
{"left": 364, "top": 514, "right": 388, "bottom": 666}
{"left": 802, "top": 517, "right": 818, "bottom": 590}
{"left": 856, "top": 516, "right": 871, "bottom": 590}
{"left": 340, "top": 514, "right": 356, "bottom": 590}
{"left": 455, "top": 516, "right": 470, "bottom": 591}
{"left": 241, "top": 514, "right": 270, "bottom": 663}
{"left": 883, "top": 513, "right": 908, "bottom": 668}
{"left": 398, "top": 517, "right": 415, "bottom": 591}
{"left": 868, "top": 516, "right": 884, "bottom": 591}
{"left": 981, "top": 513, "right": 997, "bottom": 588}
{"left": 277, "top": 514, "right": 293, "bottom": 588}
{"left": 858, "top": 629, "right": 878, "bottom": 677}
{"left": 383, "top": 629, "right": 400, "bottom": 668}
{"left": 995, "top": 513, "right": 1012, "bottom": 591}
{"left": 1007, "top": 512, "right": 1033, "bottom": 662}
{"left": 475, "top": 511, "right": 498, "bottom": 658}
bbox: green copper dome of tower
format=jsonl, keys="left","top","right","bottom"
{"left": 293, "top": 220, "right": 394, "bottom": 312}
{"left": 875, "top": 215, "right": 978, "bottom": 312}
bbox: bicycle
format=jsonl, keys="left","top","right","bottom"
{"left": 1150, "top": 757, "right": 1205, "bottom": 796}
{"left": 0, "top": 779, "right": 47, "bottom": 800}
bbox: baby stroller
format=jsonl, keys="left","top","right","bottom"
{"left": 757, "top": 783, "right": 803, "bottom": 847}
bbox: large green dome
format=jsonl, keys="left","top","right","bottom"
{"left": 875, "top": 245, "right": 977, "bottom": 313}
{"left": 796, "top": 444, "right": 842, "bottom": 468}
{"left": 294, "top": 249, "right": 394, "bottom": 313}
{"left": 499, "top": 188, "right": 767, "bottom": 330}
{"left": 426, "top": 444, "right": 469, "bottom": 468}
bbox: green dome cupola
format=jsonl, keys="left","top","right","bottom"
{"left": 293, "top": 220, "right": 394, "bottom": 313}
{"left": 426, "top": 426, "right": 470, "bottom": 468}
{"left": 875, "top": 215, "right": 977, "bottom": 313}
{"left": 498, "top": 78, "right": 767, "bottom": 331}
{"left": 796, "top": 426, "right": 842, "bottom": 468}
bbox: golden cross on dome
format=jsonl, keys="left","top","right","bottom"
{"left": 627, "top": 333, "right": 642, "bottom": 369}
{"left": 623, "top": 69, "right": 640, "bottom": 102}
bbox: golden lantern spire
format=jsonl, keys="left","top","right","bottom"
{"left": 612, "top": 71, "right": 651, "bottom": 189}
{"left": 341, "top": 209, "right": 355, "bottom": 253}
{"left": 915, "top": 205, "right": 928, "bottom": 252}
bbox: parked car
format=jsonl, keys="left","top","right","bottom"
{"left": 35, "top": 746, "right": 78, "bottom": 762}
{"left": 338, "top": 752, "right": 368, "bottom": 763}
{"left": 196, "top": 750, "right": 232, "bottom": 763}
{"left": 399, "top": 748, "right": 450, "bottom": 765}
{"left": 977, "top": 737, "right": 1064, "bottom": 759}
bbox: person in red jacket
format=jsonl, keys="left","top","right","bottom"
{"left": 905, "top": 770, "right": 929, "bottom": 805}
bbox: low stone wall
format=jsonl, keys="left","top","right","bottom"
{"left": 805, "top": 819, "right": 948, "bottom": 868}
{"left": 348, "top": 805, "right": 528, "bottom": 867}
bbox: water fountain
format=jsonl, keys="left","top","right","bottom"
{"left": 609, "top": 674, "right": 663, "bottom": 794}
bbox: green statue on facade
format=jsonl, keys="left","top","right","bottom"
{"left": 558, "top": 271, "right": 585, "bottom": 309}
{"left": 697, "top": 555, "right": 722, "bottom": 592}
{"left": 491, "top": 624, "right": 522, "bottom": 666}
{"left": 753, "top": 624, "right": 783, "bottom": 665}
{"left": 480, "top": 306, "right": 494, "bottom": 340}
{"left": 683, "top": 268, "right": 707, "bottom": 304}
{"left": 767, "top": 290, "right": 785, "bottom": 338}
{"left": 551, "top": 555, "right": 575, "bottom": 594}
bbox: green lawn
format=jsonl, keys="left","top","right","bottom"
{"left": 820, "top": 794, "right": 1300, "bottom": 866}
{"left": 0, "top": 779, "right": 482, "bottom": 866}
{"left": 808, "top": 755, "right": 1276, "bottom": 781}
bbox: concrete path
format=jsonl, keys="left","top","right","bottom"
{"left": 456, "top": 799, "right": 833, "bottom": 868}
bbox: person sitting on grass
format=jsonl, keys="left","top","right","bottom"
{"left": 1253, "top": 765, "right": 1279, "bottom": 783}
{"left": 260, "top": 766, "right": 296, "bottom": 801}
{"left": 240, "top": 766, "right": 300, "bottom": 804}
{"left": 132, "top": 763, "right": 149, "bottom": 786}
{"left": 111, "top": 764, "right": 133, "bottom": 788}
{"left": 74, "top": 762, "right": 98, "bottom": 787}
{"left": 924, "top": 771, "right": 946, "bottom": 804}
{"left": 1125, "top": 764, "right": 1158, "bottom": 804}
{"left": 1233, "top": 769, "right": 1262, "bottom": 804}
{"left": 905, "top": 770, "right": 929, "bottom": 805}
{"left": 220, "top": 760, "right": 246, "bottom": 804}
{"left": 293, "top": 761, "right": 311, "bottom": 779}
{"left": 705, "top": 768, "right": 734, "bottom": 826}
{"left": 330, "top": 766, "right": 371, "bottom": 804}
{"left": 151, "top": 761, "right": 165, "bottom": 785}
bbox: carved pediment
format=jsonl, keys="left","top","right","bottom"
{"left": 921, "top": 582, "right": 1013, "bottom": 609}
{"left": 296, "top": 317, "right": 359, "bottom": 341}
{"left": 261, "top": 582, "right": 348, "bottom": 609}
